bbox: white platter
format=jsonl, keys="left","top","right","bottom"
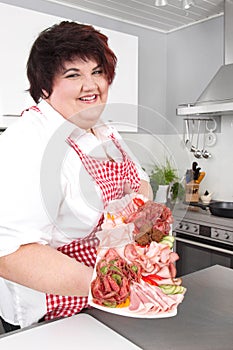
{"left": 88, "top": 240, "right": 181, "bottom": 319}
{"left": 88, "top": 254, "right": 177, "bottom": 319}
{"left": 88, "top": 295, "right": 177, "bottom": 318}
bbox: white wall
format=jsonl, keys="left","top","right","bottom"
{"left": 166, "top": 16, "right": 224, "bottom": 132}
{"left": 165, "top": 16, "right": 233, "bottom": 201}
{"left": 123, "top": 114, "right": 233, "bottom": 202}
{"left": 123, "top": 16, "right": 233, "bottom": 202}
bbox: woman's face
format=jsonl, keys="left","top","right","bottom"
{"left": 45, "top": 58, "right": 109, "bottom": 130}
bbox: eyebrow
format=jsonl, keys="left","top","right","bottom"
{"left": 63, "top": 64, "right": 102, "bottom": 74}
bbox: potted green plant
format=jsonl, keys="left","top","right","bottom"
{"left": 149, "top": 159, "right": 179, "bottom": 203}
{"left": 170, "top": 181, "right": 185, "bottom": 202}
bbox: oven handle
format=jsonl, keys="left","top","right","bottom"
{"left": 175, "top": 237, "right": 233, "bottom": 255}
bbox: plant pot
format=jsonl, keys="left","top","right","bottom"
{"left": 155, "top": 185, "right": 169, "bottom": 204}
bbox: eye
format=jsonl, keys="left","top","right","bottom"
{"left": 65, "top": 73, "right": 80, "bottom": 79}
{"left": 92, "top": 69, "right": 103, "bottom": 75}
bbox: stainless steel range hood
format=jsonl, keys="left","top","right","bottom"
{"left": 177, "top": 0, "right": 233, "bottom": 117}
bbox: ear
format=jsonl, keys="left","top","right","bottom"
{"left": 42, "top": 89, "right": 49, "bottom": 98}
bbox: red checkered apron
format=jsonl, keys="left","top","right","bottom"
{"left": 44, "top": 130, "right": 141, "bottom": 320}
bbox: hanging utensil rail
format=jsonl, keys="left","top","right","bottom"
{"left": 182, "top": 117, "right": 217, "bottom": 158}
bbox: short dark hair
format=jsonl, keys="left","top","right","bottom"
{"left": 27, "top": 21, "right": 117, "bottom": 103}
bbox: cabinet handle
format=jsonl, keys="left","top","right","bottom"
{"left": 2, "top": 114, "right": 20, "bottom": 117}
{"left": 175, "top": 237, "right": 233, "bottom": 255}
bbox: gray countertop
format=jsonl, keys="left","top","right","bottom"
{"left": 1, "top": 265, "right": 232, "bottom": 349}
{"left": 85, "top": 265, "right": 233, "bottom": 350}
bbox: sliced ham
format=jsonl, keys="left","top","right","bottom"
{"left": 129, "top": 280, "right": 184, "bottom": 314}
{"left": 169, "top": 251, "right": 180, "bottom": 263}
{"left": 124, "top": 243, "right": 139, "bottom": 261}
{"left": 123, "top": 242, "right": 179, "bottom": 282}
{"left": 129, "top": 283, "right": 160, "bottom": 314}
{"left": 160, "top": 245, "right": 171, "bottom": 263}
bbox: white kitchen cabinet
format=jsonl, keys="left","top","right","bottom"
{"left": 0, "top": 3, "right": 138, "bottom": 131}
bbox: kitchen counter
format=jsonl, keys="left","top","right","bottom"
{"left": 1, "top": 265, "right": 232, "bottom": 349}
{"left": 0, "top": 313, "right": 140, "bottom": 349}
{"left": 85, "top": 265, "right": 233, "bottom": 350}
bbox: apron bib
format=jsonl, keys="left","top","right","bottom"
{"left": 24, "top": 106, "right": 140, "bottom": 321}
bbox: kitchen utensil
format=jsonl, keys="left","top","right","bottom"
{"left": 206, "top": 118, "right": 217, "bottom": 147}
{"left": 194, "top": 120, "right": 202, "bottom": 158}
{"left": 185, "top": 169, "right": 193, "bottom": 183}
{"left": 196, "top": 171, "right": 206, "bottom": 184}
{"left": 201, "top": 121, "right": 211, "bottom": 159}
{"left": 184, "top": 119, "right": 191, "bottom": 148}
{"left": 192, "top": 161, "right": 198, "bottom": 171}
{"left": 200, "top": 192, "right": 213, "bottom": 204}
{"left": 187, "top": 201, "right": 233, "bottom": 218}
{"left": 208, "top": 202, "right": 233, "bottom": 218}
{"left": 190, "top": 120, "right": 196, "bottom": 153}
{"left": 193, "top": 166, "right": 201, "bottom": 180}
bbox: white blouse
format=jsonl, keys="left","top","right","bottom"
{"left": 0, "top": 100, "right": 148, "bottom": 327}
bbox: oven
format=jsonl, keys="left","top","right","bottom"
{"left": 173, "top": 219, "right": 233, "bottom": 276}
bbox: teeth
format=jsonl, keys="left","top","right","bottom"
{"left": 80, "top": 95, "right": 96, "bottom": 101}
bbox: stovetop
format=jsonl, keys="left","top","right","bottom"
{"left": 173, "top": 203, "right": 233, "bottom": 230}
{"left": 172, "top": 203, "right": 233, "bottom": 245}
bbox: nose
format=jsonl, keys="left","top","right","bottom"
{"left": 81, "top": 74, "right": 97, "bottom": 91}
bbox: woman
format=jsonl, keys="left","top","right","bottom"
{"left": 0, "top": 21, "right": 152, "bottom": 331}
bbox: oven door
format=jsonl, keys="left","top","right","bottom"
{"left": 174, "top": 232, "right": 233, "bottom": 276}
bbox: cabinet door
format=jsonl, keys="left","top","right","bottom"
{"left": 0, "top": 3, "right": 138, "bottom": 131}
{"left": 0, "top": 4, "right": 64, "bottom": 116}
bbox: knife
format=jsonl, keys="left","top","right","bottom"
{"left": 194, "top": 167, "right": 201, "bottom": 181}
{"left": 192, "top": 162, "right": 198, "bottom": 172}
{"left": 196, "top": 171, "right": 206, "bottom": 184}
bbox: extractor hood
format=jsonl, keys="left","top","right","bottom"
{"left": 177, "top": 0, "right": 233, "bottom": 116}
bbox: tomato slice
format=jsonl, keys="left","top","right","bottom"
{"left": 133, "top": 197, "right": 145, "bottom": 207}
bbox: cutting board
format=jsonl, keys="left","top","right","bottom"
{"left": 0, "top": 314, "right": 141, "bottom": 349}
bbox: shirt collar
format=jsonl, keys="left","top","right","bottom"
{"left": 38, "top": 100, "right": 86, "bottom": 139}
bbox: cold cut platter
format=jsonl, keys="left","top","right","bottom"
{"left": 88, "top": 248, "right": 178, "bottom": 318}
{"left": 88, "top": 194, "right": 186, "bottom": 318}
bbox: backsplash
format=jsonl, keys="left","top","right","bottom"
{"left": 122, "top": 115, "right": 233, "bottom": 202}
{"left": 1, "top": 114, "right": 232, "bottom": 202}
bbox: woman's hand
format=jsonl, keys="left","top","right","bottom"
{"left": 137, "top": 179, "right": 153, "bottom": 200}
{"left": 124, "top": 180, "right": 153, "bottom": 201}
{"left": 0, "top": 243, "right": 93, "bottom": 296}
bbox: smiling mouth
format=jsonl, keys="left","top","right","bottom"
{"left": 79, "top": 94, "right": 97, "bottom": 102}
